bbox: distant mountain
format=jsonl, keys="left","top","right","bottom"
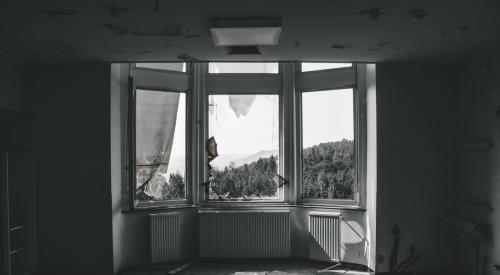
{"left": 209, "top": 153, "right": 247, "bottom": 168}
{"left": 165, "top": 155, "right": 186, "bottom": 177}
{"left": 211, "top": 149, "right": 279, "bottom": 169}
{"left": 165, "top": 149, "right": 280, "bottom": 178}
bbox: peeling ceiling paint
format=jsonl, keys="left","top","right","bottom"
{"left": 177, "top": 53, "right": 197, "bottom": 62}
{"left": 2, "top": 0, "right": 500, "bottom": 62}
{"left": 367, "top": 42, "right": 391, "bottom": 52}
{"left": 102, "top": 23, "right": 129, "bottom": 35}
{"left": 44, "top": 40, "right": 87, "bottom": 56}
{"left": 43, "top": 8, "right": 78, "bottom": 17}
{"left": 358, "top": 8, "right": 385, "bottom": 20}
{"left": 402, "top": 8, "right": 429, "bottom": 19}
{"left": 331, "top": 44, "right": 349, "bottom": 49}
{"left": 131, "top": 26, "right": 184, "bottom": 37}
{"left": 105, "top": 5, "right": 129, "bottom": 18}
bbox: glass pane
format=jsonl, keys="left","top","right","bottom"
{"left": 209, "top": 62, "right": 278, "bottom": 74}
{"left": 301, "top": 89, "right": 355, "bottom": 200}
{"left": 208, "top": 94, "right": 280, "bottom": 200}
{"left": 135, "top": 63, "right": 186, "bottom": 72}
{"left": 135, "top": 90, "right": 186, "bottom": 201}
{"left": 301, "top": 62, "right": 352, "bottom": 72}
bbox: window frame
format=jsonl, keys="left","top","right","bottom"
{"left": 123, "top": 62, "right": 368, "bottom": 210}
{"left": 295, "top": 63, "right": 367, "bottom": 209}
{"left": 199, "top": 62, "right": 287, "bottom": 205}
{"left": 208, "top": 62, "right": 279, "bottom": 74}
{"left": 128, "top": 63, "right": 193, "bottom": 210}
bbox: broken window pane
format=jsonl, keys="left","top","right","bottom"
{"left": 208, "top": 94, "right": 280, "bottom": 200}
{"left": 135, "top": 63, "right": 186, "bottom": 72}
{"left": 209, "top": 62, "right": 278, "bottom": 74}
{"left": 301, "top": 89, "right": 355, "bottom": 200}
{"left": 301, "top": 62, "right": 352, "bottom": 72}
{"left": 135, "top": 90, "right": 186, "bottom": 201}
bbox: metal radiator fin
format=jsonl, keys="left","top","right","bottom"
{"left": 199, "top": 211, "right": 290, "bottom": 258}
{"left": 308, "top": 212, "right": 341, "bottom": 262}
{"left": 149, "top": 213, "right": 180, "bottom": 263}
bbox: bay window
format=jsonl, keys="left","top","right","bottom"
{"left": 126, "top": 62, "right": 367, "bottom": 209}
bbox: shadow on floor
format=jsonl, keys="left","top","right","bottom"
{"left": 118, "top": 258, "right": 333, "bottom": 275}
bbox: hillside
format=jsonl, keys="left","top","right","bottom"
{"left": 208, "top": 139, "right": 354, "bottom": 200}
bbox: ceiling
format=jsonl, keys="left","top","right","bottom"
{"left": 2, "top": 0, "right": 500, "bottom": 62}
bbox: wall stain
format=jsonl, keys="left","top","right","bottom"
{"left": 177, "top": 53, "right": 197, "bottom": 62}
{"left": 441, "top": 30, "right": 449, "bottom": 36}
{"left": 44, "top": 40, "right": 87, "bottom": 56}
{"left": 131, "top": 25, "right": 184, "bottom": 37}
{"left": 155, "top": 0, "right": 160, "bottom": 12}
{"left": 368, "top": 41, "right": 390, "bottom": 51}
{"left": 102, "top": 23, "right": 128, "bottom": 35}
{"left": 402, "top": 8, "right": 429, "bottom": 19}
{"left": 359, "top": 8, "right": 385, "bottom": 20}
{"left": 294, "top": 41, "right": 302, "bottom": 48}
{"left": 43, "top": 8, "right": 77, "bottom": 16}
{"left": 106, "top": 5, "right": 129, "bottom": 18}
{"left": 136, "top": 50, "right": 152, "bottom": 54}
{"left": 457, "top": 25, "right": 470, "bottom": 32}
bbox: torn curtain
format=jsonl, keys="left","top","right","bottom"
{"left": 135, "top": 90, "right": 180, "bottom": 199}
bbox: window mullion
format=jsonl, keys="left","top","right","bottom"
{"left": 281, "top": 62, "right": 298, "bottom": 204}
{"left": 192, "top": 62, "right": 208, "bottom": 205}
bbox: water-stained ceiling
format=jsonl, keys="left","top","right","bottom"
{"left": 2, "top": 0, "right": 500, "bottom": 62}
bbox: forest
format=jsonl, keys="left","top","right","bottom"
{"left": 302, "top": 139, "right": 354, "bottom": 199}
{"left": 208, "top": 139, "right": 355, "bottom": 200}
{"left": 137, "top": 139, "right": 354, "bottom": 201}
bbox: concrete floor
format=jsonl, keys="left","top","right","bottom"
{"left": 118, "top": 258, "right": 334, "bottom": 275}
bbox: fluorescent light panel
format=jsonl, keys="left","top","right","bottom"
{"left": 210, "top": 18, "right": 282, "bottom": 46}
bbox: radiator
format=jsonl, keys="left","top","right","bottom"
{"left": 199, "top": 210, "right": 290, "bottom": 258}
{"left": 308, "top": 212, "right": 341, "bottom": 262}
{"left": 149, "top": 212, "right": 180, "bottom": 263}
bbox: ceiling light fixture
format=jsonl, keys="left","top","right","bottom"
{"left": 210, "top": 18, "right": 282, "bottom": 47}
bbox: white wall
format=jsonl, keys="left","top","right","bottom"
{"left": 375, "top": 63, "right": 457, "bottom": 272}
{"left": 109, "top": 63, "right": 378, "bottom": 272}
{"left": 456, "top": 61, "right": 500, "bottom": 275}
{"left": 28, "top": 63, "right": 114, "bottom": 275}
{"left": 110, "top": 64, "right": 198, "bottom": 273}
{"left": 25, "top": 61, "right": 465, "bottom": 274}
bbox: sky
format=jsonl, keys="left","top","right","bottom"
{"left": 302, "top": 89, "right": 353, "bottom": 148}
{"left": 166, "top": 62, "right": 354, "bottom": 174}
{"left": 168, "top": 93, "right": 186, "bottom": 157}
{"left": 209, "top": 94, "right": 279, "bottom": 155}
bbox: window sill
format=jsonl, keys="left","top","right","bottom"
{"left": 121, "top": 201, "right": 366, "bottom": 214}
{"left": 297, "top": 203, "right": 366, "bottom": 211}
{"left": 122, "top": 202, "right": 197, "bottom": 214}
{"left": 198, "top": 201, "right": 294, "bottom": 210}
